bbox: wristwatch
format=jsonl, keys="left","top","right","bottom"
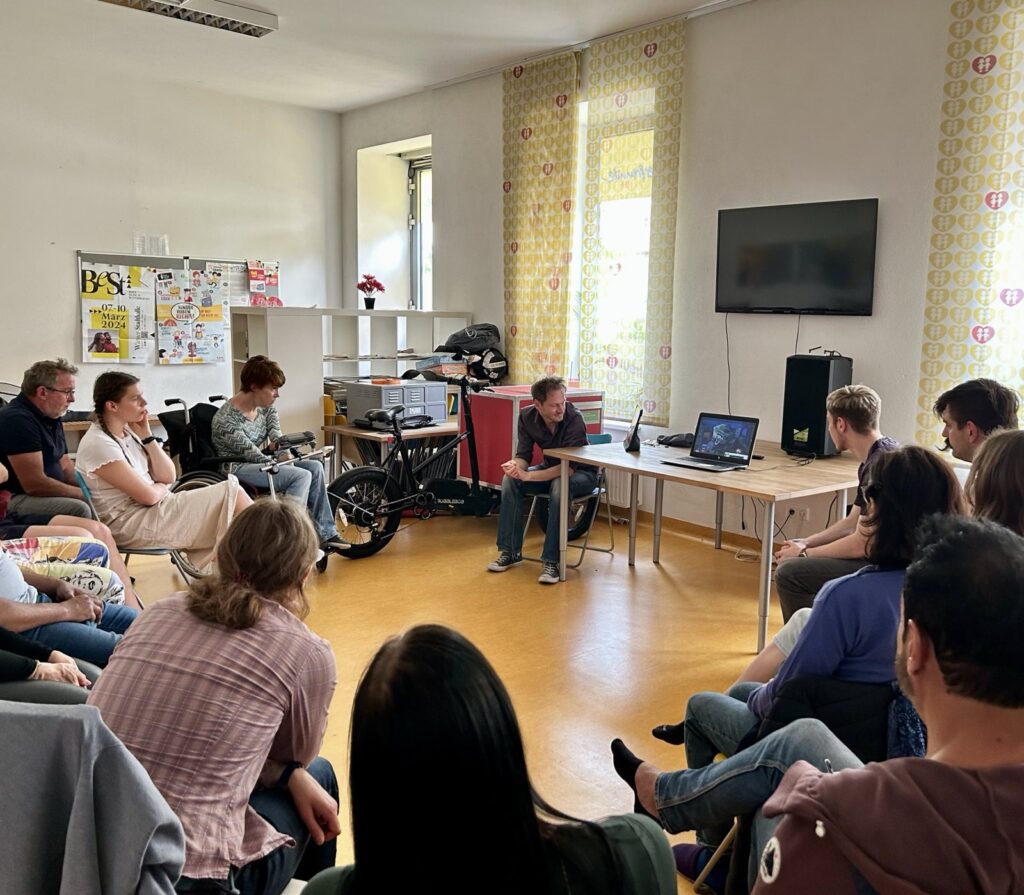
{"left": 141, "top": 435, "right": 164, "bottom": 445}
{"left": 798, "top": 545, "right": 809, "bottom": 557}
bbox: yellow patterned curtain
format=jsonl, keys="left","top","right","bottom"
{"left": 916, "top": 0, "right": 1024, "bottom": 445}
{"left": 578, "top": 23, "right": 685, "bottom": 426}
{"left": 502, "top": 53, "right": 580, "bottom": 382}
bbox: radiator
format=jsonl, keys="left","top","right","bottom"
{"left": 605, "top": 468, "right": 644, "bottom": 509}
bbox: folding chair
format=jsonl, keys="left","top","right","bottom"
{"left": 74, "top": 470, "right": 203, "bottom": 582}
{"left": 522, "top": 432, "right": 615, "bottom": 568}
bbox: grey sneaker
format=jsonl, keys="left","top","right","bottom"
{"left": 538, "top": 562, "right": 560, "bottom": 584}
{"left": 487, "top": 551, "right": 523, "bottom": 572}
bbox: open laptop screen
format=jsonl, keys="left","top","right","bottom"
{"left": 691, "top": 413, "right": 759, "bottom": 462}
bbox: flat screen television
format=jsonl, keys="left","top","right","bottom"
{"left": 715, "top": 198, "right": 878, "bottom": 316}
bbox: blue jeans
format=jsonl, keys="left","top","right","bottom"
{"left": 655, "top": 718, "right": 862, "bottom": 884}
{"left": 235, "top": 756, "right": 339, "bottom": 895}
{"left": 681, "top": 682, "right": 762, "bottom": 848}
{"left": 22, "top": 599, "right": 138, "bottom": 667}
{"left": 234, "top": 460, "right": 338, "bottom": 542}
{"left": 496, "top": 467, "right": 598, "bottom": 563}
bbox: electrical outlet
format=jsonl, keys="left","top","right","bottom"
{"left": 797, "top": 507, "right": 810, "bottom": 521}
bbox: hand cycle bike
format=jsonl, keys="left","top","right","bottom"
{"left": 326, "top": 376, "right": 497, "bottom": 558}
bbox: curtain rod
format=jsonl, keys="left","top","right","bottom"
{"left": 426, "top": 0, "right": 756, "bottom": 92}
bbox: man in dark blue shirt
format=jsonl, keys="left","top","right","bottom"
{"left": 0, "top": 360, "right": 142, "bottom": 609}
{"left": 0, "top": 359, "right": 90, "bottom": 519}
{"left": 487, "top": 376, "right": 596, "bottom": 584}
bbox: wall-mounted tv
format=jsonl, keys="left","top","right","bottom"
{"left": 715, "top": 198, "right": 878, "bottom": 316}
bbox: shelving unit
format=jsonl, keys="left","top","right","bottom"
{"left": 229, "top": 307, "right": 472, "bottom": 441}
{"left": 324, "top": 309, "right": 472, "bottom": 379}
{"left": 230, "top": 307, "right": 328, "bottom": 437}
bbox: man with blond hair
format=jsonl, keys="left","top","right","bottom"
{"left": 774, "top": 385, "right": 897, "bottom": 620}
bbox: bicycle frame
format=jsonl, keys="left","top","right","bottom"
{"left": 360, "top": 377, "right": 486, "bottom": 515}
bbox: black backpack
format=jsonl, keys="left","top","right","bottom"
{"left": 435, "top": 323, "right": 501, "bottom": 356}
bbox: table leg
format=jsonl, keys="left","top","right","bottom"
{"left": 715, "top": 491, "right": 724, "bottom": 549}
{"left": 838, "top": 487, "right": 849, "bottom": 520}
{"left": 757, "top": 501, "right": 776, "bottom": 651}
{"left": 652, "top": 479, "right": 664, "bottom": 564}
{"left": 559, "top": 459, "right": 569, "bottom": 582}
{"left": 628, "top": 474, "right": 639, "bottom": 566}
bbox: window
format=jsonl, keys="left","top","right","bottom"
{"left": 568, "top": 98, "right": 661, "bottom": 421}
{"left": 409, "top": 158, "right": 433, "bottom": 310}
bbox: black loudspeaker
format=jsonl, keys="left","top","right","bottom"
{"left": 781, "top": 354, "right": 853, "bottom": 456}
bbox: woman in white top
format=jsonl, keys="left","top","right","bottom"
{"left": 75, "top": 372, "right": 251, "bottom": 572}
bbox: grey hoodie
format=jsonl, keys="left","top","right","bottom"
{"left": 753, "top": 757, "right": 1024, "bottom": 894}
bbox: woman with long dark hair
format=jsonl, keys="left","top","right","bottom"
{"left": 302, "top": 624, "right": 674, "bottom": 895}
{"left": 75, "top": 371, "right": 251, "bottom": 570}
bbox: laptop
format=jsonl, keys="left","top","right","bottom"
{"left": 661, "top": 412, "right": 759, "bottom": 472}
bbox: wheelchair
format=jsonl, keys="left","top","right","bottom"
{"left": 158, "top": 396, "right": 341, "bottom": 572}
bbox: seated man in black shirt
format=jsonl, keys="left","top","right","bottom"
{"left": 487, "top": 376, "right": 596, "bottom": 585}
{"left": 0, "top": 359, "right": 142, "bottom": 608}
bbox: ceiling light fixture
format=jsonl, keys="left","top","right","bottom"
{"left": 97, "top": 0, "right": 278, "bottom": 38}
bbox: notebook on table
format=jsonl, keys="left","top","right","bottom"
{"left": 661, "top": 412, "right": 759, "bottom": 472}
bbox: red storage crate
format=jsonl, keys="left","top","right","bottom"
{"left": 458, "top": 385, "right": 604, "bottom": 489}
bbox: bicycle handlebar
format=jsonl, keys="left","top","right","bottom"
{"left": 442, "top": 376, "right": 491, "bottom": 392}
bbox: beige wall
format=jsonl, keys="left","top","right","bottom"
{"left": 0, "top": 11, "right": 342, "bottom": 407}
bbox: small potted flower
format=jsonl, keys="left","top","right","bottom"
{"left": 357, "top": 273, "right": 386, "bottom": 309}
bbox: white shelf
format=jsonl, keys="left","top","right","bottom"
{"left": 229, "top": 306, "right": 472, "bottom": 440}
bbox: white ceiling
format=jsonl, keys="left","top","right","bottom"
{"left": 15, "top": 0, "right": 747, "bottom": 112}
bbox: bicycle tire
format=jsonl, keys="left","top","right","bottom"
{"left": 535, "top": 492, "right": 601, "bottom": 542}
{"left": 326, "top": 467, "right": 404, "bottom": 558}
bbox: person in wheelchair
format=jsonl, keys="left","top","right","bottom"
{"left": 211, "top": 356, "right": 346, "bottom": 555}
{"left": 75, "top": 372, "right": 252, "bottom": 573}
{"left": 487, "top": 375, "right": 596, "bottom": 585}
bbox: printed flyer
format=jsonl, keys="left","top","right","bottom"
{"left": 247, "top": 259, "right": 282, "bottom": 306}
{"left": 79, "top": 262, "right": 157, "bottom": 364}
{"left": 156, "top": 270, "right": 226, "bottom": 365}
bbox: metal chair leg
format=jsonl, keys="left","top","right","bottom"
{"left": 693, "top": 819, "right": 739, "bottom": 892}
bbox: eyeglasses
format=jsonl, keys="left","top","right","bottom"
{"left": 45, "top": 387, "right": 76, "bottom": 398}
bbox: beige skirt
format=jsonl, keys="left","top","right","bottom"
{"left": 103, "top": 477, "right": 241, "bottom": 571}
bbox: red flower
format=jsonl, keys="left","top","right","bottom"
{"left": 356, "top": 274, "right": 386, "bottom": 296}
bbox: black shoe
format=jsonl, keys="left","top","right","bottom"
{"left": 538, "top": 562, "right": 560, "bottom": 584}
{"left": 487, "top": 551, "right": 523, "bottom": 572}
{"left": 651, "top": 721, "right": 687, "bottom": 746}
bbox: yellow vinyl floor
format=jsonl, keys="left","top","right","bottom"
{"left": 131, "top": 510, "right": 783, "bottom": 887}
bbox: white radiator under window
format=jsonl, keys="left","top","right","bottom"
{"left": 605, "top": 468, "right": 644, "bottom": 509}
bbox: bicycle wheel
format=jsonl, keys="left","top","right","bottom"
{"left": 326, "top": 467, "right": 404, "bottom": 558}
{"left": 535, "top": 492, "right": 601, "bottom": 542}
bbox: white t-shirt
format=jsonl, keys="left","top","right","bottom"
{"left": 75, "top": 424, "right": 159, "bottom": 519}
{"left": 0, "top": 548, "right": 38, "bottom": 604}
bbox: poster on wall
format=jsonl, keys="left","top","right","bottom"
{"left": 155, "top": 270, "right": 227, "bottom": 364}
{"left": 247, "top": 260, "right": 282, "bottom": 306}
{"left": 79, "top": 263, "right": 157, "bottom": 364}
{"left": 224, "top": 262, "right": 251, "bottom": 307}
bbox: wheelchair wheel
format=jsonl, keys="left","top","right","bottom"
{"left": 535, "top": 492, "right": 601, "bottom": 542}
{"left": 326, "top": 467, "right": 403, "bottom": 558}
{"left": 315, "top": 553, "right": 330, "bottom": 574}
{"left": 171, "top": 470, "right": 227, "bottom": 492}
{"left": 165, "top": 472, "right": 227, "bottom": 579}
